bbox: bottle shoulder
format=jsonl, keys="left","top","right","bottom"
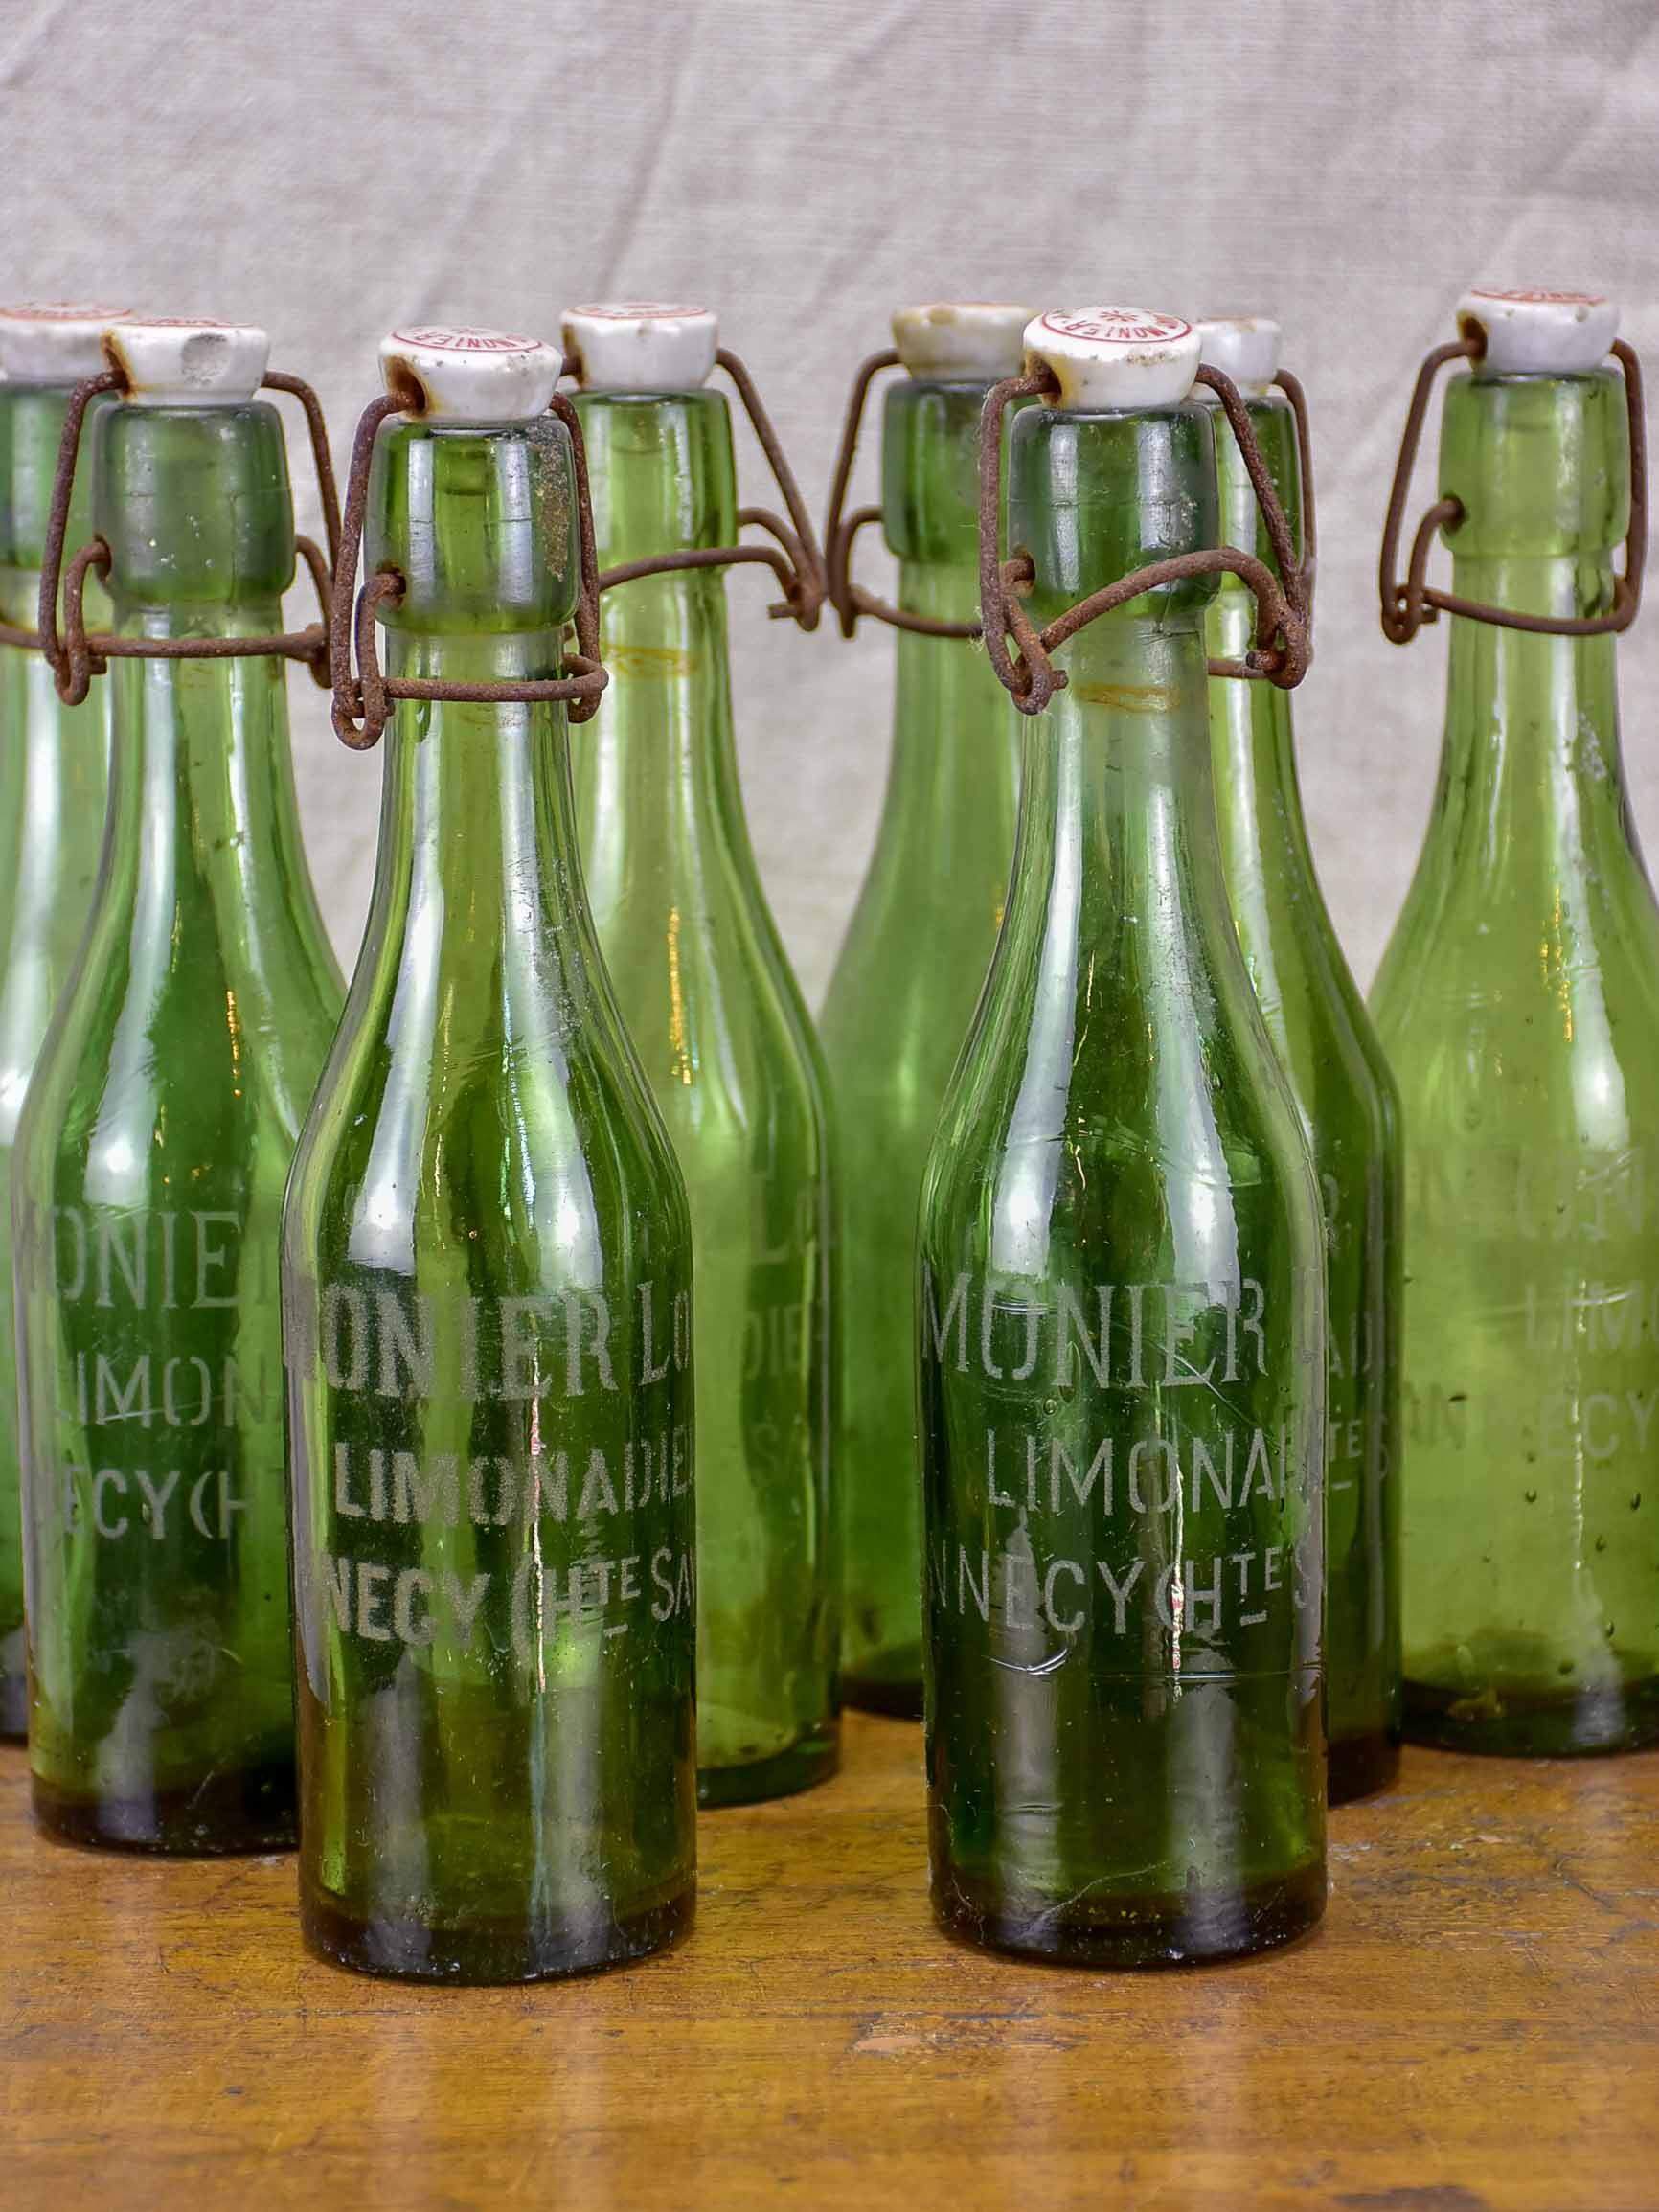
{"left": 1247, "top": 942, "right": 1401, "bottom": 1178}
{"left": 20, "top": 916, "right": 337, "bottom": 1169}
{"left": 287, "top": 967, "right": 689, "bottom": 1242}
{"left": 1374, "top": 876, "right": 1659, "bottom": 1065}
{"left": 593, "top": 878, "right": 829, "bottom": 1113}
{"left": 923, "top": 1016, "right": 1321, "bottom": 1268}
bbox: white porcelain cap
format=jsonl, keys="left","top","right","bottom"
{"left": 1025, "top": 308, "right": 1199, "bottom": 411}
{"left": 379, "top": 325, "right": 562, "bottom": 422}
{"left": 561, "top": 304, "right": 718, "bottom": 394}
{"left": 104, "top": 317, "right": 270, "bottom": 407}
{"left": 1457, "top": 288, "right": 1619, "bottom": 375}
{"left": 1194, "top": 315, "right": 1282, "bottom": 395}
{"left": 0, "top": 303, "right": 135, "bottom": 383}
{"left": 892, "top": 302, "right": 1034, "bottom": 380}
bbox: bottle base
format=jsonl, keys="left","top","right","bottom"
{"left": 842, "top": 1655, "right": 924, "bottom": 1721}
{"left": 1404, "top": 1674, "right": 1659, "bottom": 1757}
{"left": 931, "top": 1854, "right": 1327, "bottom": 1969}
{"left": 1328, "top": 1728, "right": 1401, "bottom": 1804}
{"left": 698, "top": 1719, "right": 840, "bottom": 1809}
{"left": 301, "top": 1879, "right": 694, "bottom": 1985}
{"left": 32, "top": 1757, "right": 297, "bottom": 1856}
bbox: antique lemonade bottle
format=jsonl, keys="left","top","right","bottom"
{"left": 564, "top": 304, "right": 836, "bottom": 1806}
{"left": 13, "top": 317, "right": 344, "bottom": 1849}
{"left": 819, "top": 303, "right": 1028, "bottom": 1719}
{"left": 284, "top": 328, "right": 696, "bottom": 1979}
{"left": 1373, "top": 288, "right": 1659, "bottom": 1753}
{"left": 0, "top": 304, "right": 126, "bottom": 1739}
{"left": 1197, "top": 316, "right": 1402, "bottom": 1801}
{"left": 920, "top": 310, "right": 1327, "bottom": 1965}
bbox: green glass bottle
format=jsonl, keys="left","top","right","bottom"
{"left": 12, "top": 317, "right": 343, "bottom": 1850}
{"left": 564, "top": 304, "right": 836, "bottom": 1808}
{"left": 1373, "top": 287, "right": 1659, "bottom": 1755}
{"left": 820, "top": 303, "right": 1028, "bottom": 1720}
{"left": 0, "top": 306, "right": 125, "bottom": 1739}
{"left": 920, "top": 310, "right": 1327, "bottom": 1966}
{"left": 284, "top": 327, "right": 696, "bottom": 1980}
{"left": 1197, "top": 317, "right": 1402, "bottom": 1802}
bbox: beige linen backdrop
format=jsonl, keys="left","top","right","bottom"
{"left": 3, "top": 0, "right": 1655, "bottom": 999}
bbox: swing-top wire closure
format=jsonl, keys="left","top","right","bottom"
{"left": 330, "top": 347, "right": 828, "bottom": 751}
{"left": 1379, "top": 331, "right": 1648, "bottom": 645}
{"left": 977, "top": 359, "right": 1313, "bottom": 717}
{"left": 823, "top": 347, "right": 975, "bottom": 641}
{"left": 0, "top": 360, "right": 341, "bottom": 708}
{"left": 823, "top": 347, "right": 1320, "bottom": 656}
{"left": 330, "top": 385, "right": 606, "bottom": 750}
{"left": 589, "top": 347, "right": 828, "bottom": 629}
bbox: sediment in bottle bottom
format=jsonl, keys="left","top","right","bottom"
{"left": 301, "top": 1880, "right": 695, "bottom": 1984}
{"left": 1328, "top": 1727, "right": 1402, "bottom": 1805}
{"left": 697, "top": 1716, "right": 841, "bottom": 1809}
{"left": 32, "top": 1756, "right": 297, "bottom": 1855}
{"left": 1404, "top": 1673, "right": 1659, "bottom": 1757}
{"left": 842, "top": 1649, "right": 925, "bottom": 1722}
{"left": 930, "top": 1853, "right": 1328, "bottom": 1968}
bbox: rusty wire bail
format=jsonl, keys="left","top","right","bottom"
{"left": 977, "top": 360, "right": 1312, "bottom": 717}
{"left": 329, "top": 387, "right": 607, "bottom": 751}
{"left": 1379, "top": 332, "right": 1648, "bottom": 645}
{"left": 581, "top": 346, "right": 827, "bottom": 629}
{"left": 821, "top": 346, "right": 979, "bottom": 641}
{"left": 1210, "top": 364, "right": 1319, "bottom": 680}
{"left": 5, "top": 361, "right": 344, "bottom": 708}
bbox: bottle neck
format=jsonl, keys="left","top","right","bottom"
{"left": 870, "top": 558, "right": 1016, "bottom": 882}
{"left": 1418, "top": 363, "right": 1632, "bottom": 876}
{"left": 574, "top": 390, "right": 756, "bottom": 903}
{"left": 101, "top": 648, "right": 323, "bottom": 968}
{"left": 1434, "top": 552, "right": 1625, "bottom": 868}
{"left": 1010, "top": 616, "right": 1225, "bottom": 961}
{"left": 1203, "top": 389, "right": 1319, "bottom": 955}
{"left": 91, "top": 400, "right": 327, "bottom": 966}
{"left": 999, "top": 396, "right": 1230, "bottom": 1009}
{"left": 580, "top": 569, "right": 751, "bottom": 892}
{"left": 0, "top": 381, "right": 109, "bottom": 628}
{"left": 357, "top": 414, "right": 588, "bottom": 1033}
{"left": 368, "top": 633, "right": 587, "bottom": 1021}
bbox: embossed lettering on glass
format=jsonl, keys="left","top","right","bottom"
{"left": 13, "top": 318, "right": 343, "bottom": 1850}
{"left": 1374, "top": 288, "right": 1659, "bottom": 1754}
{"left": 1197, "top": 316, "right": 1402, "bottom": 1802}
{"left": 920, "top": 310, "right": 1327, "bottom": 1966}
{"left": 566, "top": 304, "right": 837, "bottom": 1807}
{"left": 284, "top": 327, "right": 696, "bottom": 1979}
{"left": 820, "top": 304, "right": 1028, "bottom": 1721}
{"left": 0, "top": 304, "right": 125, "bottom": 1739}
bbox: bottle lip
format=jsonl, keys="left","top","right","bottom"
{"left": 891, "top": 303, "right": 1034, "bottom": 381}
{"left": 104, "top": 317, "right": 271, "bottom": 407}
{"left": 379, "top": 326, "right": 563, "bottom": 423}
{"left": 1193, "top": 315, "right": 1282, "bottom": 397}
{"left": 1024, "top": 308, "right": 1199, "bottom": 411}
{"left": 0, "top": 302, "right": 135, "bottom": 384}
{"left": 561, "top": 303, "right": 719, "bottom": 394}
{"left": 1457, "top": 288, "right": 1619, "bottom": 375}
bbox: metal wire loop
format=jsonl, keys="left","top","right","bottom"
{"left": 15, "top": 364, "right": 344, "bottom": 707}
{"left": 977, "top": 362, "right": 1311, "bottom": 717}
{"left": 1202, "top": 362, "right": 1319, "bottom": 680}
{"left": 329, "top": 387, "right": 609, "bottom": 752}
{"left": 1379, "top": 334, "right": 1648, "bottom": 644}
{"left": 821, "top": 346, "right": 980, "bottom": 642}
{"left": 574, "top": 348, "right": 828, "bottom": 628}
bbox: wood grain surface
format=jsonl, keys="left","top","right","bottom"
{"left": 2, "top": 1715, "right": 1656, "bottom": 2211}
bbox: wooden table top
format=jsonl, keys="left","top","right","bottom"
{"left": 2, "top": 1713, "right": 1656, "bottom": 2211}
